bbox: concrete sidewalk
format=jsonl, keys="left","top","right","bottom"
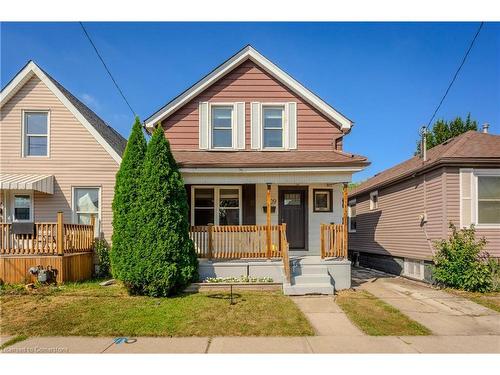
{"left": 2, "top": 334, "right": 499, "bottom": 353}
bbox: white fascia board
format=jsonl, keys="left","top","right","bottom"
{"left": 1, "top": 61, "right": 122, "bottom": 164}
{"left": 145, "top": 46, "right": 352, "bottom": 130}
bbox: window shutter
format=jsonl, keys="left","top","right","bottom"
{"left": 199, "top": 102, "right": 209, "bottom": 149}
{"left": 235, "top": 102, "right": 245, "bottom": 149}
{"left": 287, "top": 102, "right": 297, "bottom": 149}
{"left": 460, "top": 169, "right": 472, "bottom": 228}
{"left": 250, "top": 102, "right": 261, "bottom": 149}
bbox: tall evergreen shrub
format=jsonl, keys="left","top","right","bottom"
{"left": 130, "top": 125, "right": 198, "bottom": 296}
{"left": 110, "top": 117, "right": 147, "bottom": 279}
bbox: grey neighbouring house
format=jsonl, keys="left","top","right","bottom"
{"left": 348, "top": 129, "right": 500, "bottom": 282}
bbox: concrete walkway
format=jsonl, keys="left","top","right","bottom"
{"left": 2, "top": 334, "right": 499, "bottom": 353}
{"left": 352, "top": 267, "right": 500, "bottom": 336}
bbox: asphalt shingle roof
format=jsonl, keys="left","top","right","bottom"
{"left": 350, "top": 131, "right": 500, "bottom": 197}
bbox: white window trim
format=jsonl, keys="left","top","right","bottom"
{"left": 261, "top": 103, "right": 286, "bottom": 150}
{"left": 21, "top": 110, "right": 50, "bottom": 158}
{"left": 191, "top": 185, "right": 242, "bottom": 225}
{"left": 71, "top": 186, "right": 102, "bottom": 224}
{"left": 348, "top": 198, "right": 356, "bottom": 233}
{"left": 208, "top": 103, "right": 235, "bottom": 150}
{"left": 369, "top": 190, "right": 379, "bottom": 210}
{"left": 472, "top": 169, "right": 500, "bottom": 229}
{"left": 10, "top": 190, "right": 34, "bottom": 222}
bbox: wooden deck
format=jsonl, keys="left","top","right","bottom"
{"left": 0, "top": 212, "right": 95, "bottom": 284}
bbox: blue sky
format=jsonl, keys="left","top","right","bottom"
{"left": 2, "top": 22, "right": 499, "bottom": 181}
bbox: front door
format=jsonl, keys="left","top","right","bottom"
{"left": 279, "top": 187, "right": 307, "bottom": 250}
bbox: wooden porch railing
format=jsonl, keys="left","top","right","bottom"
{"left": 189, "top": 224, "right": 285, "bottom": 259}
{"left": 320, "top": 223, "right": 347, "bottom": 258}
{"left": 280, "top": 224, "right": 291, "bottom": 283}
{"left": 0, "top": 212, "right": 95, "bottom": 256}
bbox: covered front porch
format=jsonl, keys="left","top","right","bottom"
{"left": 183, "top": 166, "right": 355, "bottom": 293}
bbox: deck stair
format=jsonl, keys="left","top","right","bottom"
{"left": 282, "top": 258, "right": 335, "bottom": 295}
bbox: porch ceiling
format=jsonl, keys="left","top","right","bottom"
{"left": 0, "top": 173, "right": 54, "bottom": 194}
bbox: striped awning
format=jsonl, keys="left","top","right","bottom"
{"left": 0, "top": 173, "right": 54, "bottom": 194}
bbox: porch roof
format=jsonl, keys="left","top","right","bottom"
{"left": 173, "top": 150, "right": 369, "bottom": 168}
{"left": 0, "top": 173, "right": 54, "bottom": 194}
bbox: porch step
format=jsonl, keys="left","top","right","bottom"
{"left": 293, "top": 274, "right": 331, "bottom": 284}
{"left": 293, "top": 266, "right": 329, "bottom": 275}
{"left": 283, "top": 283, "right": 335, "bottom": 296}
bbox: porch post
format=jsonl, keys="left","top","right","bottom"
{"left": 342, "top": 183, "right": 348, "bottom": 258}
{"left": 57, "top": 211, "right": 64, "bottom": 256}
{"left": 266, "top": 183, "right": 272, "bottom": 258}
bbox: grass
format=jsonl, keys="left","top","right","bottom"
{"left": 0, "top": 335, "right": 28, "bottom": 350}
{"left": 336, "top": 290, "right": 431, "bottom": 336}
{"left": 446, "top": 289, "right": 500, "bottom": 313}
{"left": 0, "top": 280, "right": 313, "bottom": 337}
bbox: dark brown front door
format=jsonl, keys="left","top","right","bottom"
{"left": 279, "top": 187, "right": 307, "bottom": 250}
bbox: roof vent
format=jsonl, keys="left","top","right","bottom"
{"left": 482, "top": 123, "right": 489, "bottom": 134}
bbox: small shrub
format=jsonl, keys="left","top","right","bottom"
{"left": 489, "top": 259, "right": 500, "bottom": 292}
{"left": 94, "top": 239, "right": 111, "bottom": 278}
{"left": 433, "top": 223, "right": 493, "bottom": 292}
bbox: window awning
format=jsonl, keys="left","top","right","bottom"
{"left": 0, "top": 174, "right": 54, "bottom": 194}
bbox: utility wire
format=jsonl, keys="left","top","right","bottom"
{"left": 426, "top": 22, "right": 484, "bottom": 127}
{"left": 79, "top": 22, "right": 137, "bottom": 118}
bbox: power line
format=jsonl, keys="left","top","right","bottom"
{"left": 79, "top": 22, "right": 137, "bottom": 118}
{"left": 426, "top": 22, "right": 484, "bottom": 127}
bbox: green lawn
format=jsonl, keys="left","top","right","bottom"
{"left": 336, "top": 290, "right": 431, "bottom": 336}
{"left": 446, "top": 289, "right": 500, "bottom": 313}
{"left": 0, "top": 281, "right": 313, "bottom": 337}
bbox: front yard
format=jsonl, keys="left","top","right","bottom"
{"left": 0, "top": 281, "right": 314, "bottom": 337}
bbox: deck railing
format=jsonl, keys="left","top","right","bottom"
{"left": 280, "top": 224, "right": 291, "bottom": 283}
{"left": 190, "top": 224, "right": 285, "bottom": 259}
{"left": 320, "top": 223, "right": 347, "bottom": 258}
{"left": 0, "top": 212, "right": 94, "bottom": 256}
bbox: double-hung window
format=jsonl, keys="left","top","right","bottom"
{"left": 211, "top": 106, "right": 233, "bottom": 148}
{"left": 23, "top": 111, "right": 49, "bottom": 157}
{"left": 477, "top": 176, "right": 500, "bottom": 225}
{"left": 262, "top": 106, "right": 284, "bottom": 148}
{"left": 192, "top": 186, "right": 241, "bottom": 225}
{"left": 73, "top": 187, "right": 100, "bottom": 224}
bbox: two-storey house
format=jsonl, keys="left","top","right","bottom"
{"left": 145, "top": 46, "right": 369, "bottom": 293}
{"left": 0, "top": 61, "right": 126, "bottom": 283}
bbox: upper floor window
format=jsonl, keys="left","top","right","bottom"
{"left": 262, "top": 106, "right": 284, "bottom": 148}
{"left": 211, "top": 106, "right": 233, "bottom": 148}
{"left": 23, "top": 111, "right": 49, "bottom": 157}
{"left": 477, "top": 176, "right": 500, "bottom": 225}
{"left": 369, "top": 191, "right": 379, "bottom": 210}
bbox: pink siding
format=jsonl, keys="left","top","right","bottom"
{"left": 162, "top": 60, "right": 343, "bottom": 151}
{"left": 0, "top": 76, "right": 119, "bottom": 242}
{"left": 445, "top": 167, "right": 500, "bottom": 257}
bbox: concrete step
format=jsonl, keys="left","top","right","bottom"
{"left": 294, "top": 266, "right": 329, "bottom": 276}
{"left": 283, "top": 283, "right": 335, "bottom": 296}
{"left": 293, "top": 274, "right": 332, "bottom": 284}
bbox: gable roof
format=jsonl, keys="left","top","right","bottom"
{"left": 144, "top": 45, "right": 353, "bottom": 131}
{"left": 350, "top": 131, "right": 500, "bottom": 197}
{"left": 0, "top": 61, "right": 126, "bottom": 163}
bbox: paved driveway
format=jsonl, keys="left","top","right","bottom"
{"left": 352, "top": 267, "right": 500, "bottom": 336}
